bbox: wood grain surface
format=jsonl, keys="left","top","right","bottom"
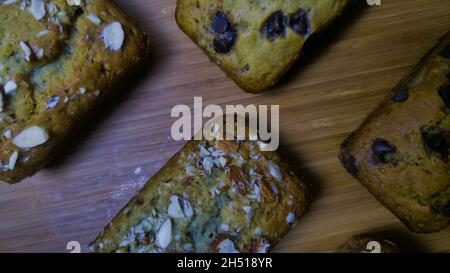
{"left": 1, "top": 0, "right": 450, "bottom": 253}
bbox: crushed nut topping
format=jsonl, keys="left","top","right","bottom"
{"left": 29, "top": 0, "right": 46, "bottom": 21}
{"left": 8, "top": 151, "right": 18, "bottom": 170}
{"left": 30, "top": 44, "right": 44, "bottom": 59}
{"left": 46, "top": 96, "right": 60, "bottom": 109}
{"left": 268, "top": 161, "right": 282, "bottom": 182}
{"left": 101, "top": 22, "right": 125, "bottom": 51}
{"left": 67, "top": 0, "right": 82, "bottom": 6}
{"left": 168, "top": 195, "right": 194, "bottom": 219}
{"left": 87, "top": 13, "right": 101, "bottom": 25}
{"left": 12, "top": 126, "right": 49, "bottom": 149}
{"left": 2, "top": 0, "right": 19, "bottom": 5}
{"left": 36, "top": 29, "right": 50, "bottom": 38}
{"left": 286, "top": 212, "right": 295, "bottom": 225}
{"left": 218, "top": 239, "right": 239, "bottom": 253}
{"left": 4, "top": 80, "right": 17, "bottom": 95}
{"left": 3, "top": 130, "right": 12, "bottom": 139}
{"left": 19, "top": 41, "right": 32, "bottom": 61}
{"left": 155, "top": 218, "right": 172, "bottom": 249}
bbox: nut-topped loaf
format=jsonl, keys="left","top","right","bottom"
{"left": 175, "top": 0, "right": 353, "bottom": 93}
{"left": 340, "top": 32, "right": 450, "bottom": 233}
{"left": 0, "top": 0, "right": 147, "bottom": 183}
{"left": 89, "top": 118, "right": 311, "bottom": 253}
{"left": 337, "top": 236, "right": 398, "bottom": 253}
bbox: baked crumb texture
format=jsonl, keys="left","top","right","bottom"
{"left": 89, "top": 136, "right": 311, "bottom": 253}
{"left": 0, "top": 0, "right": 147, "bottom": 183}
{"left": 175, "top": 0, "right": 352, "bottom": 93}
{"left": 340, "top": 32, "right": 450, "bottom": 233}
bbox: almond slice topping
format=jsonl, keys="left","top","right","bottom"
{"left": 12, "top": 126, "right": 49, "bottom": 149}
{"left": 101, "top": 22, "right": 125, "bottom": 51}
{"left": 29, "top": 0, "right": 46, "bottom": 21}
{"left": 8, "top": 151, "right": 18, "bottom": 170}
{"left": 228, "top": 166, "right": 251, "bottom": 195}
{"left": 155, "top": 219, "right": 172, "bottom": 249}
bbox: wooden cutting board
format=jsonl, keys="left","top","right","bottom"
{"left": 1, "top": 0, "right": 449, "bottom": 253}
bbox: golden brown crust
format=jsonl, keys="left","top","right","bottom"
{"left": 175, "top": 0, "right": 353, "bottom": 93}
{"left": 340, "top": 31, "right": 450, "bottom": 233}
{"left": 0, "top": 0, "right": 148, "bottom": 183}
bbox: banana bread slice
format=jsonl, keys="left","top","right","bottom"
{"left": 175, "top": 0, "right": 353, "bottom": 93}
{"left": 89, "top": 117, "right": 311, "bottom": 253}
{"left": 0, "top": 0, "right": 148, "bottom": 183}
{"left": 340, "top": 32, "right": 450, "bottom": 233}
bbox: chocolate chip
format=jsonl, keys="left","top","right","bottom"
{"left": 392, "top": 88, "right": 409, "bottom": 102}
{"left": 212, "top": 13, "right": 229, "bottom": 34}
{"left": 372, "top": 139, "right": 396, "bottom": 163}
{"left": 290, "top": 9, "right": 309, "bottom": 35}
{"left": 422, "top": 131, "right": 448, "bottom": 160}
{"left": 441, "top": 45, "right": 450, "bottom": 59}
{"left": 438, "top": 84, "right": 450, "bottom": 108}
{"left": 211, "top": 12, "right": 237, "bottom": 54}
{"left": 265, "top": 11, "right": 287, "bottom": 39}
{"left": 213, "top": 30, "right": 237, "bottom": 54}
{"left": 443, "top": 202, "right": 450, "bottom": 217}
{"left": 342, "top": 155, "right": 359, "bottom": 176}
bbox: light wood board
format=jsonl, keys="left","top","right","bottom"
{"left": 1, "top": 0, "right": 450, "bottom": 253}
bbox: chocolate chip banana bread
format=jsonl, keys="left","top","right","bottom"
{"left": 175, "top": 0, "right": 353, "bottom": 93}
{"left": 337, "top": 236, "right": 398, "bottom": 253}
{"left": 0, "top": 0, "right": 147, "bottom": 183}
{"left": 89, "top": 118, "right": 311, "bottom": 253}
{"left": 340, "top": 31, "right": 450, "bottom": 233}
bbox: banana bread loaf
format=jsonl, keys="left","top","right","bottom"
{"left": 89, "top": 118, "right": 311, "bottom": 253}
{"left": 340, "top": 31, "right": 450, "bottom": 233}
{"left": 0, "top": 0, "right": 148, "bottom": 183}
{"left": 337, "top": 236, "right": 398, "bottom": 253}
{"left": 175, "top": 0, "right": 353, "bottom": 93}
